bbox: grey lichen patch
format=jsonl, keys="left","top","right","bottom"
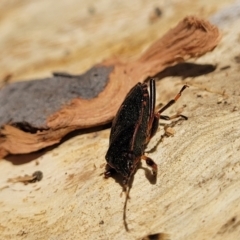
{"left": 0, "top": 65, "right": 113, "bottom": 129}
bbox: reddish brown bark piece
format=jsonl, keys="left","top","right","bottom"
{"left": 0, "top": 16, "right": 221, "bottom": 157}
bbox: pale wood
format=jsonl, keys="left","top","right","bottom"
{"left": 0, "top": 1, "right": 240, "bottom": 240}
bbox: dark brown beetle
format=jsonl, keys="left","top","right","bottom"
{"left": 104, "top": 78, "right": 188, "bottom": 188}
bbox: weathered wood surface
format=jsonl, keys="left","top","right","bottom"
{"left": 0, "top": 16, "right": 220, "bottom": 157}
{"left": 0, "top": 1, "right": 240, "bottom": 240}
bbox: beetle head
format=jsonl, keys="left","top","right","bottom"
{"left": 106, "top": 151, "right": 137, "bottom": 185}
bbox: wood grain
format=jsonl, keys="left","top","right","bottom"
{"left": 0, "top": 1, "right": 240, "bottom": 240}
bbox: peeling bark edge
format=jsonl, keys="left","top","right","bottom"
{"left": 0, "top": 16, "right": 221, "bottom": 158}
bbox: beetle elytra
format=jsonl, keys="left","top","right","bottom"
{"left": 104, "top": 78, "right": 188, "bottom": 188}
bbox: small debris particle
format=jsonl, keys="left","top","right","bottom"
{"left": 99, "top": 220, "right": 104, "bottom": 225}
{"left": 220, "top": 65, "right": 230, "bottom": 71}
{"left": 142, "top": 232, "right": 170, "bottom": 240}
{"left": 217, "top": 97, "right": 223, "bottom": 104}
{"left": 17, "top": 230, "right": 27, "bottom": 236}
{"left": 149, "top": 7, "right": 162, "bottom": 23}
{"left": 2, "top": 74, "right": 12, "bottom": 84}
{"left": 164, "top": 126, "right": 175, "bottom": 137}
{"left": 88, "top": 6, "right": 96, "bottom": 15}
{"left": 234, "top": 55, "right": 240, "bottom": 63}
{"left": 100, "top": 163, "right": 105, "bottom": 168}
{"left": 8, "top": 171, "right": 43, "bottom": 185}
{"left": 31, "top": 171, "right": 43, "bottom": 182}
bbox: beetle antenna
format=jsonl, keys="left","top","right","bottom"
{"left": 123, "top": 186, "right": 130, "bottom": 231}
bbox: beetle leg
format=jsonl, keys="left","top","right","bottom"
{"left": 163, "top": 113, "right": 188, "bottom": 120}
{"left": 157, "top": 85, "right": 189, "bottom": 115}
{"left": 142, "top": 155, "right": 158, "bottom": 175}
{"left": 160, "top": 115, "right": 170, "bottom": 120}
{"left": 147, "top": 84, "right": 188, "bottom": 142}
{"left": 147, "top": 112, "right": 186, "bottom": 142}
{"left": 104, "top": 164, "right": 116, "bottom": 178}
{"left": 160, "top": 114, "right": 188, "bottom": 120}
{"left": 148, "top": 112, "right": 187, "bottom": 141}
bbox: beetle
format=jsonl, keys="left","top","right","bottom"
{"left": 104, "top": 78, "right": 188, "bottom": 188}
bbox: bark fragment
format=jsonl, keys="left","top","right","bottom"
{"left": 0, "top": 16, "right": 221, "bottom": 157}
